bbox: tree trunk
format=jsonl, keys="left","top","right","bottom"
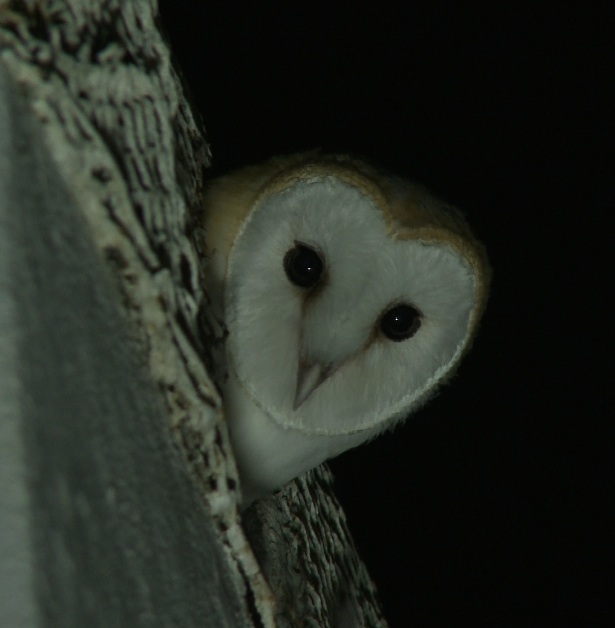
{"left": 0, "top": 2, "right": 387, "bottom": 626}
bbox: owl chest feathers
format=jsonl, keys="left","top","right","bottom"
{"left": 223, "top": 368, "right": 374, "bottom": 507}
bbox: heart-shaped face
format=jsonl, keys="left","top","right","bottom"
{"left": 227, "top": 173, "right": 482, "bottom": 435}
{"left": 202, "top": 154, "right": 490, "bottom": 502}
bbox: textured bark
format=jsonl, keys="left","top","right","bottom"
{"left": 0, "top": 1, "right": 387, "bottom": 626}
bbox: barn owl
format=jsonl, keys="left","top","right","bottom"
{"left": 202, "top": 153, "right": 489, "bottom": 508}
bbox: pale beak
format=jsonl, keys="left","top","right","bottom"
{"left": 293, "top": 361, "right": 333, "bottom": 410}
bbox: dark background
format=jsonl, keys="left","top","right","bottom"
{"left": 159, "top": 2, "right": 612, "bottom": 625}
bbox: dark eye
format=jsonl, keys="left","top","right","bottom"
{"left": 283, "top": 243, "right": 324, "bottom": 289}
{"left": 380, "top": 304, "right": 421, "bottom": 342}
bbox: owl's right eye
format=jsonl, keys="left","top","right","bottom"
{"left": 283, "top": 243, "right": 324, "bottom": 289}
{"left": 380, "top": 303, "right": 422, "bottom": 342}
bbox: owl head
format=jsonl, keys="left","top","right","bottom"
{"left": 205, "top": 154, "right": 488, "bottom": 434}
{"left": 202, "top": 153, "right": 490, "bottom": 502}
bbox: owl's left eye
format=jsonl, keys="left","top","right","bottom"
{"left": 380, "top": 304, "right": 422, "bottom": 342}
{"left": 283, "top": 243, "right": 324, "bottom": 289}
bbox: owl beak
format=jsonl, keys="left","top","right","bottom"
{"left": 293, "top": 361, "right": 333, "bottom": 410}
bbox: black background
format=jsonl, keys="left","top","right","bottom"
{"left": 159, "top": 2, "right": 612, "bottom": 625}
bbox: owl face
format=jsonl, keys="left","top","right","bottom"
{"left": 219, "top": 158, "right": 487, "bottom": 438}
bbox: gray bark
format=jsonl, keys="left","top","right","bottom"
{"left": 0, "top": 1, "right": 387, "bottom": 626}
{"left": 0, "top": 49, "right": 254, "bottom": 628}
